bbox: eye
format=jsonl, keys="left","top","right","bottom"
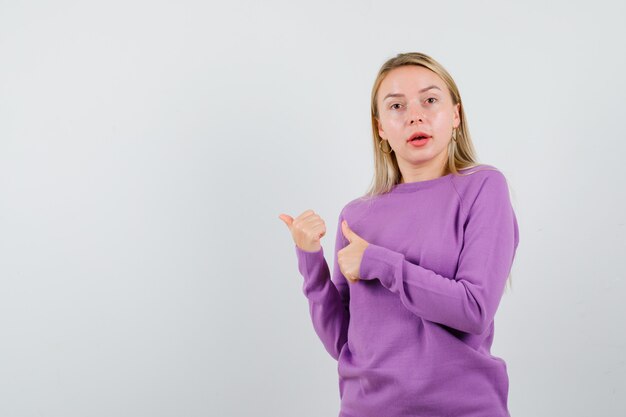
{"left": 390, "top": 103, "right": 402, "bottom": 110}
{"left": 426, "top": 97, "right": 438, "bottom": 104}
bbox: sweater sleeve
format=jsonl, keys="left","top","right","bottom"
{"left": 358, "top": 172, "right": 519, "bottom": 335}
{"left": 294, "top": 210, "right": 350, "bottom": 360}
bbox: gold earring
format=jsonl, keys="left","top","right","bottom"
{"left": 379, "top": 139, "right": 393, "bottom": 154}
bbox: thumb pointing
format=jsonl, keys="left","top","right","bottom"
{"left": 278, "top": 214, "right": 294, "bottom": 229}
{"left": 341, "top": 219, "right": 353, "bottom": 243}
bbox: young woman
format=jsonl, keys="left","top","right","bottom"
{"left": 279, "top": 52, "right": 519, "bottom": 417}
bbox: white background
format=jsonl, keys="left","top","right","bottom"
{"left": 1, "top": 1, "right": 624, "bottom": 416}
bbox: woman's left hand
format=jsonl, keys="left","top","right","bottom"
{"left": 338, "top": 220, "right": 370, "bottom": 284}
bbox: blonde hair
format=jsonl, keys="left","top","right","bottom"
{"left": 362, "top": 52, "right": 514, "bottom": 291}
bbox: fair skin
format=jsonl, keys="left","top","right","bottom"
{"left": 376, "top": 65, "right": 461, "bottom": 183}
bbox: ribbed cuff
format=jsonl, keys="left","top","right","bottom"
{"left": 359, "top": 243, "right": 404, "bottom": 290}
{"left": 295, "top": 244, "right": 325, "bottom": 279}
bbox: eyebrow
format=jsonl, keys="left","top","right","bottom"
{"left": 383, "top": 85, "right": 442, "bottom": 101}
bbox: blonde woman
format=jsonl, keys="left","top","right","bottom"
{"left": 279, "top": 52, "right": 519, "bottom": 417}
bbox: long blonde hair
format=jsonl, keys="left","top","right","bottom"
{"left": 362, "top": 52, "right": 514, "bottom": 291}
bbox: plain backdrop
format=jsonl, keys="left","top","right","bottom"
{"left": 1, "top": 1, "right": 625, "bottom": 416}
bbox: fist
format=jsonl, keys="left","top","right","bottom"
{"left": 278, "top": 210, "right": 326, "bottom": 252}
{"left": 338, "top": 220, "right": 370, "bottom": 284}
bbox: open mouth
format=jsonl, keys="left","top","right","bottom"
{"left": 408, "top": 134, "right": 431, "bottom": 147}
{"left": 407, "top": 131, "right": 432, "bottom": 142}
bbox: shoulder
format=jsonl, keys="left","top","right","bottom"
{"left": 452, "top": 163, "right": 510, "bottom": 187}
{"left": 337, "top": 193, "right": 376, "bottom": 224}
{"left": 451, "top": 164, "right": 513, "bottom": 215}
{"left": 453, "top": 163, "right": 505, "bottom": 179}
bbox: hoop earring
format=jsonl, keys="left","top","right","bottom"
{"left": 448, "top": 128, "right": 458, "bottom": 159}
{"left": 379, "top": 139, "right": 393, "bottom": 154}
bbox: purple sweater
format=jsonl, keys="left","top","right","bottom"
{"left": 294, "top": 165, "right": 519, "bottom": 417}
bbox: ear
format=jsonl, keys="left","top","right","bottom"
{"left": 453, "top": 103, "right": 461, "bottom": 129}
{"left": 377, "top": 118, "right": 385, "bottom": 139}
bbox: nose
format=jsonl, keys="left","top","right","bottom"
{"left": 409, "top": 107, "right": 424, "bottom": 124}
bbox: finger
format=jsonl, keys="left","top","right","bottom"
{"left": 300, "top": 215, "right": 325, "bottom": 231}
{"left": 341, "top": 220, "right": 353, "bottom": 243}
{"left": 313, "top": 223, "right": 326, "bottom": 239}
{"left": 303, "top": 221, "right": 326, "bottom": 241}
{"left": 278, "top": 214, "right": 294, "bottom": 228}
{"left": 298, "top": 209, "right": 316, "bottom": 220}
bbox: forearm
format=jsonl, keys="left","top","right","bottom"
{"left": 295, "top": 245, "right": 349, "bottom": 359}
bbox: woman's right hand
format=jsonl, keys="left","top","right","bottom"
{"left": 278, "top": 210, "right": 326, "bottom": 252}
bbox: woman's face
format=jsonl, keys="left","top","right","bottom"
{"left": 376, "top": 65, "right": 460, "bottom": 179}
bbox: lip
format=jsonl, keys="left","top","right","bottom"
{"left": 408, "top": 137, "right": 430, "bottom": 147}
{"left": 406, "top": 131, "right": 432, "bottom": 142}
